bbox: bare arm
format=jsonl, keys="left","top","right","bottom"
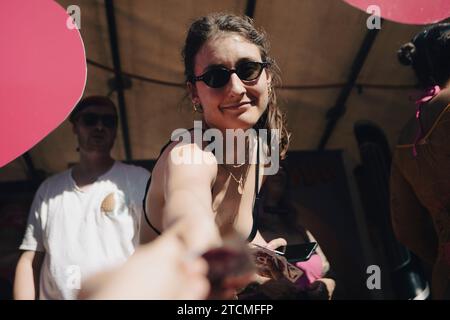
{"left": 13, "top": 250, "right": 45, "bottom": 300}
{"left": 162, "top": 142, "right": 222, "bottom": 253}
{"left": 80, "top": 231, "right": 209, "bottom": 300}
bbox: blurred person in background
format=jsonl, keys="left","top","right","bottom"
{"left": 14, "top": 96, "right": 150, "bottom": 299}
{"left": 391, "top": 23, "right": 450, "bottom": 299}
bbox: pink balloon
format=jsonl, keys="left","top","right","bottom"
{"left": 343, "top": 0, "right": 450, "bottom": 25}
{"left": 0, "top": 0, "right": 86, "bottom": 168}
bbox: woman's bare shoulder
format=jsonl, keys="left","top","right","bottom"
{"left": 397, "top": 88, "right": 450, "bottom": 145}
{"left": 157, "top": 135, "right": 218, "bottom": 187}
{"left": 428, "top": 87, "right": 450, "bottom": 110}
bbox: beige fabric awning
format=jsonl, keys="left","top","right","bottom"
{"left": 0, "top": 0, "right": 427, "bottom": 182}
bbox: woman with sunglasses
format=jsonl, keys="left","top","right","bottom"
{"left": 140, "top": 13, "right": 335, "bottom": 299}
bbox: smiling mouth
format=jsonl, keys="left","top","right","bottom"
{"left": 221, "top": 101, "right": 254, "bottom": 110}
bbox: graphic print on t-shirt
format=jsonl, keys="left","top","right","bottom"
{"left": 100, "top": 192, "right": 116, "bottom": 215}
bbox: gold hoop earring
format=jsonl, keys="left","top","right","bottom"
{"left": 193, "top": 102, "right": 203, "bottom": 113}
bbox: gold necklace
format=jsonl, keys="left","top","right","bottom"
{"left": 221, "top": 164, "right": 249, "bottom": 195}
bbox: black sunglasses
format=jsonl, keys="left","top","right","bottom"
{"left": 78, "top": 113, "right": 117, "bottom": 129}
{"left": 191, "top": 61, "right": 269, "bottom": 88}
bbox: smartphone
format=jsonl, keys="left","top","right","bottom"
{"left": 283, "top": 242, "right": 318, "bottom": 263}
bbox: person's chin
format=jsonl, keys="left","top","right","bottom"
{"left": 87, "top": 143, "right": 112, "bottom": 153}
{"left": 234, "top": 110, "right": 261, "bottom": 129}
{"left": 213, "top": 111, "right": 260, "bottom": 131}
{"left": 224, "top": 121, "right": 257, "bottom": 132}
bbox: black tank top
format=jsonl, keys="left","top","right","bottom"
{"left": 142, "top": 133, "right": 261, "bottom": 243}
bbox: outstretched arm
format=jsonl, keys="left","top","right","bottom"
{"left": 162, "top": 142, "right": 222, "bottom": 253}
{"left": 80, "top": 231, "right": 209, "bottom": 300}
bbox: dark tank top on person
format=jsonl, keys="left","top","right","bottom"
{"left": 143, "top": 132, "right": 261, "bottom": 242}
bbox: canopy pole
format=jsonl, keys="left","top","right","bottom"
{"left": 105, "top": 0, "right": 132, "bottom": 161}
{"left": 317, "top": 23, "right": 382, "bottom": 150}
{"left": 22, "top": 152, "right": 39, "bottom": 181}
{"left": 245, "top": 0, "right": 256, "bottom": 18}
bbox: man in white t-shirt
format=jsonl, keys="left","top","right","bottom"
{"left": 13, "top": 96, "right": 150, "bottom": 300}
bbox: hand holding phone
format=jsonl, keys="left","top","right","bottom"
{"left": 249, "top": 244, "right": 304, "bottom": 283}
{"left": 283, "top": 242, "right": 318, "bottom": 263}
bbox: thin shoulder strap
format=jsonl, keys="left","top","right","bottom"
{"left": 142, "top": 177, "right": 161, "bottom": 235}
{"left": 247, "top": 133, "right": 260, "bottom": 242}
{"left": 142, "top": 127, "right": 202, "bottom": 234}
{"left": 255, "top": 134, "right": 260, "bottom": 198}
{"left": 142, "top": 139, "right": 175, "bottom": 234}
{"left": 396, "top": 103, "right": 450, "bottom": 149}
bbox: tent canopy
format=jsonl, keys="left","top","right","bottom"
{"left": 1, "top": 0, "right": 432, "bottom": 182}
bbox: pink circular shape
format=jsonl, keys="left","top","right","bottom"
{"left": 0, "top": 0, "right": 86, "bottom": 168}
{"left": 343, "top": 0, "right": 450, "bottom": 25}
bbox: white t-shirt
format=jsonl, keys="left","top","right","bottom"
{"left": 20, "top": 161, "right": 150, "bottom": 300}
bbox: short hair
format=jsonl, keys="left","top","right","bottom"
{"left": 69, "top": 96, "right": 117, "bottom": 123}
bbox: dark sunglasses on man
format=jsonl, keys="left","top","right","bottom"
{"left": 78, "top": 113, "right": 118, "bottom": 129}
{"left": 191, "top": 61, "right": 270, "bottom": 88}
